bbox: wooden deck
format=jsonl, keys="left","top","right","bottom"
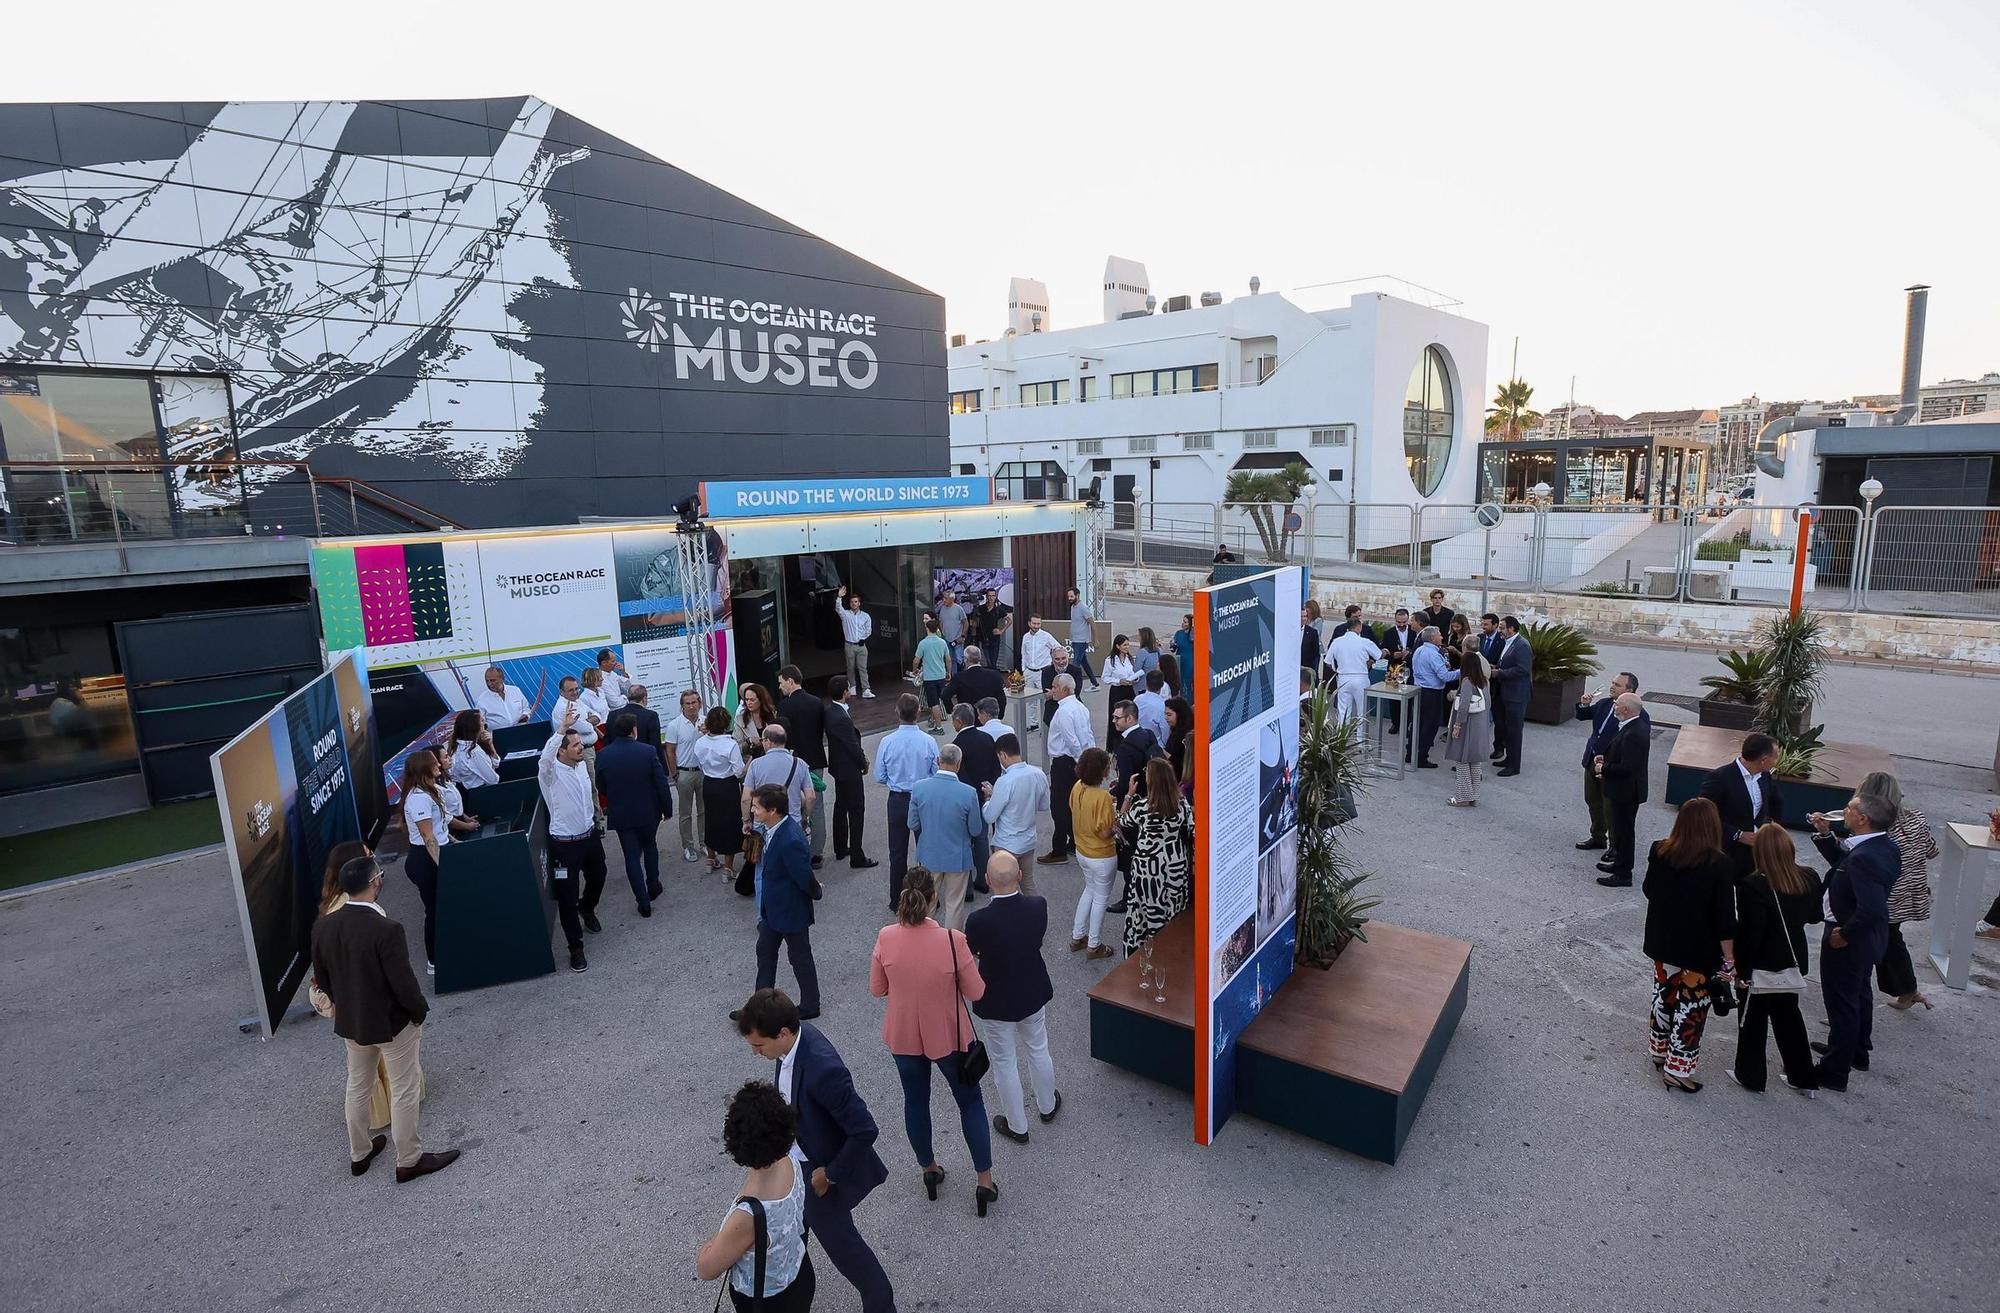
{"left": 1662, "top": 723, "right": 1892, "bottom": 825}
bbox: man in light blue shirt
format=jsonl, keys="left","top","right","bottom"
{"left": 935, "top": 590, "right": 968, "bottom": 675}
{"left": 1409, "top": 626, "right": 1459, "bottom": 771}
{"left": 912, "top": 619, "right": 951, "bottom": 734}
{"left": 1133, "top": 670, "right": 1170, "bottom": 747}
{"left": 908, "top": 744, "right": 985, "bottom": 929}
{"left": 874, "top": 692, "right": 940, "bottom": 912}
{"left": 981, "top": 733, "right": 1050, "bottom": 896}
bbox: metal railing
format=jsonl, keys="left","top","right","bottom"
{"left": 0, "top": 460, "right": 460, "bottom": 549}
{"left": 1096, "top": 493, "right": 1996, "bottom": 619}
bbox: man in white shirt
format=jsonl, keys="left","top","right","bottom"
{"left": 595, "top": 649, "right": 630, "bottom": 710}
{"left": 553, "top": 675, "right": 607, "bottom": 829}
{"left": 665, "top": 688, "right": 707, "bottom": 862}
{"left": 1133, "top": 670, "right": 1170, "bottom": 747}
{"left": 474, "top": 666, "right": 531, "bottom": 730}
{"left": 836, "top": 586, "right": 875, "bottom": 697}
{"left": 1019, "top": 616, "right": 1059, "bottom": 731}
{"left": 539, "top": 722, "right": 607, "bottom": 972}
{"left": 1327, "top": 619, "right": 1384, "bottom": 729}
{"left": 1041, "top": 673, "right": 1094, "bottom": 867}
{"left": 981, "top": 734, "right": 1050, "bottom": 896}
{"left": 976, "top": 697, "right": 1008, "bottom": 741}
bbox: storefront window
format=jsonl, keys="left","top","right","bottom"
{"left": 0, "top": 622, "right": 137, "bottom": 795}
{"left": 1401, "top": 346, "right": 1454, "bottom": 496}
{"left": 993, "top": 461, "right": 1066, "bottom": 502}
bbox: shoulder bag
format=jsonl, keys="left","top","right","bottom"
{"left": 947, "top": 926, "right": 992, "bottom": 1085}
{"left": 1742, "top": 878, "right": 1808, "bottom": 994}
{"left": 715, "top": 1192, "right": 768, "bottom": 1311}
{"left": 741, "top": 757, "right": 800, "bottom": 867}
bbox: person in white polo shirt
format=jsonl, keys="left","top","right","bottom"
{"left": 665, "top": 688, "right": 707, "bottom": 862}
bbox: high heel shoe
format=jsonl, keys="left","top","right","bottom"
{"left": 922, "top": 1166, "right": 944, "bottom": 1201}
{"left": 1889, "top": 992, "right": 1933, "bottom": 1011}
{"left": 975, "top": 1181, "right": 999, "bottom": 1217}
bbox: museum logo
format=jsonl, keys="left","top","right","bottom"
{"left": 493, "top": 567, "right": 609, "bottom": 601}
{"left": 619, "top": 287, "right": 880, "bottom": 390}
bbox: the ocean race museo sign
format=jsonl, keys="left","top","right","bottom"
{"left": 700, "top": 477, "right": 992, "bottom": 520}
{"left": 620, "top": 287, "right": 881, "bottom": 389}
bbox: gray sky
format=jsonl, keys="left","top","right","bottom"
{"left": 15, "top": 0, "right": 1997, "bottom": 415}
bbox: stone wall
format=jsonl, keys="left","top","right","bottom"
{"left": 1105, "top": 565, "right": 2000, "bottom": 669}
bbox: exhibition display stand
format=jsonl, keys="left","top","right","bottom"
{"left": 1929, "top": 822, "right": 1999, "bottom": 992}
{"left": 432, "top": 780, "right": 556, "bottom": 995}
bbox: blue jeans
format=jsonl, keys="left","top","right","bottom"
{"left": 1069, "top": 639, "right": 1098, "bottom": 686}
{"left": 892, "top": 1052, "right": 992, "bottom": 1173}
{"left": 614, "top": 825, "right": 660, "bottom": 908}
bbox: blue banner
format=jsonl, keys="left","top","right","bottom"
{"left": 701, "top": 476, "right": 990, "bottom": 520}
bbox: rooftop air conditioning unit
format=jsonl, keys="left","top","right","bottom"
{"left": 950, "top": 334, "right": 967, "bottom": 348}
{"left": 1199, "top": 291, "right": 1222, "bottom": 307}
{"left": 1163, "top": 294, "right": 1192, "bottom": 313}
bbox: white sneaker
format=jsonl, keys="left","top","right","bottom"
{"left": 862, "top": 690, "right": 877, "bottom": 699}
{"left": 1977, "top": 920, "right": 2000, "bottom": 938}
{"left": 426, "top": 961, "right": 435, "bottom": 976}
{"left": 683, "top": 847, "right": 701, "bottom": 863}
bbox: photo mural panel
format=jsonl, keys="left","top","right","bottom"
{"left": 0, "top": 98, "right": 947, "bottom": 527}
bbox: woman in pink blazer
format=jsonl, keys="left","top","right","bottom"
{"left": 870, "top": 865, "right": 998, "bottom": 1216}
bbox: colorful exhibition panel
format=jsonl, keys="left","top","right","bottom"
{"left": 1192, "top": 565, "right": 1304, "bottom": 1144}
{"left": 312, "top": 525, "right": 732, "bottom": 800}
{"left": 211, "top": 650, "right": 381, "bottom": 1038}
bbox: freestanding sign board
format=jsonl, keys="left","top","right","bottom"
{"left": 1192, "top": 565, "right": 1304, "bottom": 1143}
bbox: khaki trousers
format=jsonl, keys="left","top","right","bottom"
{"left": 676, "top": 768, "right": 704, "bottom": 852}
{"left": 845, "top": 642, "right": 873, "bottom": 695}
{"left": 935, "top": 868, "right": 971, "bottom": 930}
{"left": 999, "top": 845, "right": 1038, "bottom": 897}
{"left": 345, "top": 1022, "right": 424, "bottom": 1169}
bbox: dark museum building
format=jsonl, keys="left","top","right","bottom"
{"left": 0, "top": 96, "right": 948, "bottom": 822}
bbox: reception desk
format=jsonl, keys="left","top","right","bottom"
{"left": 431, "top": 775, "right": 556, "bottom": 994}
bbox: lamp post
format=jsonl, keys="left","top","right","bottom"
{"left": 1856, "top": 477, "right": 1884, "bottom": 608}
{"left": 1300, "top": 479, "right": 1318, "bottom": 567}
{"left": 1527, "top": 482, "right": 1553, "bottom": 591}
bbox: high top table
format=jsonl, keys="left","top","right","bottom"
{"left": 1930, "top": 821, "right": 1999, "bottom": 991}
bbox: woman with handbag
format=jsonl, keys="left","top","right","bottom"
{"left": 1442, "top": 637, "right": 1492, "bottom": 807}
{"left": 694, "top": 707, "right": 748, "bottom": 876}
{"left": 1641, "top": 797, "right": 1738, "bottom": 1091}
{"left": 868, "top": 865, "right": 999, "bottom": 1217}
{"left": 695, "top": 1080, "right": 815, "bottom": 1310}
{"left": 1727, "top": 823, "right": 1824, "bottom": 1096}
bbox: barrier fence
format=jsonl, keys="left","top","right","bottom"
{"left": 1101, "top": 495, "right": 1990, "bottom": 618}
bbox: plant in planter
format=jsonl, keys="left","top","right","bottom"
{"left": 1696, "top": 648, "right": 1771, "bottom": 730}
{"left": 1521, "top": 620, "right": 1603, "bottom": 725}
{"left": 1754, "top": 609, "right": 1828, "bottom": 777}
{"left": 1294, "top": 684, "right": 1378, "bottom": 968}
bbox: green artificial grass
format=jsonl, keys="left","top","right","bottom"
{"left": 0, "top": 799, "right": 222, "bottom": 891}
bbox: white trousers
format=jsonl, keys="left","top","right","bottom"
{"left": 1335, "top": 676, "right": 1369, "bottom": 729}
{"left": 981, "top": 1006, "right": 1058, "bottom": 1135}
{"left": 1072, "top": 852, "right": 1118, "bottom": 947}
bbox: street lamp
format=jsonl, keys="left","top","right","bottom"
{"left": 1300, "top": 480, "right": 1319, "bottom": 566}
{"left": 1860, "top": 477, "right": 1884, "bottom": 504}
{"left": 1856, "top": 478, "right": 1885, "bottom": 608}
{"left": 1528, "top": 481, "right": 1553, "bottom": 505}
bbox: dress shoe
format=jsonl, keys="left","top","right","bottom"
{"left": 1069, "top": 936, "right": 1088, "bottom": 952}
{"left": 637, "top": 903, "right": 652, "bottom": 917}
{"left": 1416, "top": 761, "right": 1439, "bottom": 770}
{"left": 1038, "top": 851, "right": 1069, "bottom": 865}
{"left": 570, "top": 948, "right": 588, "bottom": 972}
{"left": 1811, "top": 1065, "right": 1848, "bottom": 1093}
{"left": 1497, "top": 767, "right": 1520, "bottom": 777}
{"left": 351, "top": 1134, "right": 388, "bottom": 1176}
{"left": 833, "top": 849, "right": 848, "bottom": 862}
{"left": 1039, "top": 1090, "right": 1063, "bottom": 1123}
{"left": 811, "top": 856, "right": 823, "bottom": 869}
{"left": 1575, "top": 839, "right": 1607, "bottom": 850}
{"left": 797, "top": 1005, "right": 822, "bottom": 1021}
{"left": 582, "top": 910, "right": 602, "bottom": 934}
{"left": 852, "top": 857, "right": 879, "bottom": 870}
{"left": 647, "top": 880, "right": 664, "bottom": 899}
{"left": 1596, "top": 857, "right": 1618, "bottom": 871}
{"left": 1105, "top": 901, "right": 1127, "bottom": 915}
{"left": 991, "top": 1115, "right": 1030, "bottom": 1145}
{"left": 1809, "top": 1041, "right": 1867, "bottom": 1072}
{"left": 1595, "top": 874, "right": 1632, "bottom": 887}
{"left": 395, "top": 1149, "right": 461, "bottom": 1183}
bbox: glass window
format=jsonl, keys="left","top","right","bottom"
{"left": 0, "top": 621, "right": 138, "bottom": 795}
{"left": 1401, "top": 345, "right": 1455, "bottom": 497}
{"left": 1195, "top": 363, "right": 1219, "bottom": 391}
{"left": 0, "top": 369, "right": 177, "bottom": 543}
{"left": 1131, "top": 372, "right": 1153, "bottom": 398}
{"left": 949, "top": 389, "right": 981, "bottom": 414}
{"left": 1078, "top": 377, "right": 1095, "bottom": 402}
{"left": 1111, "top": 374, "right": 1132, "bottom": 400}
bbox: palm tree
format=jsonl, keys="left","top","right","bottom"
{"left": 1224, "top": 460, "right": 1312, "bottom": 561}
{"left": 1485, "top": 378, "right": 1542, "bottom": 442}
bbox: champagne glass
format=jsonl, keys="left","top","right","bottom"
{"left": 1138, "top": 955, "right": 1152, "bottom": 991}
{"left": 1153, "top": 966, "right": 1167, "bottom": 1006}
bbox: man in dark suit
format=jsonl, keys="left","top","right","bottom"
{"left": 749, "top": 784, "right": 821, "bottom": 1017}
{"left": 1697, "top": 732, "right": 1785, "bottom": 876}
{"left": 309, "top": 856, "right": 459, "bottom": 1182}
{"left": 595, "top": 712, "right": 674, "bottom": 915}
{"left": 624, "top": 683, "right": 666, "bottom": 769}
{"left": 736, "top": 989, "right": 895, "bottom": 1313}
{"left": 1477, "top": 612, "right": 1505, "bottom": 666}
{"left": 1379, "top": 608, "right": 1421, "bottom": 662}
{"left": 952, "top": 702, "right": 1001, "bottom": 891}
{"left": 1591, "top": 693, "right": 1651, "bottom": 887}
{"left": 1574, "top": 671, "right": 1639, "bottom": 852}
{"left": 824, "top": 676, "right": 875, "bottom": 870}
{"left": 964, "top": 850, "right": 1061, "bottom": 1142}
{"left": 1492, "top": 615, "right": 1533, "bottom": 776}
{"left": 946, "top": 644, "right": 1008, "bottom": 718}
{"left": 776, "top": 665, "right": 830, "bottom": 866}
{"left": 1809, "top": 793, "right": 1900, "bottom": 1091}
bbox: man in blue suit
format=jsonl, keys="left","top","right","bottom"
{"left": 1809, "top": 793, "right": 1900, "bottom": 1091}
{"left": 908, "top": 742, "right": 984, "bottom": 929}
{"left": 594, "top": 712, "right": 674, "bottom": 916}
{"left": 1572, "top": 671, "right": 1638, "bottom": 852}
{"left": 1492, "top": 615, "right": 1534, "bottom": 777}
{"left": 750, "top": 784, "right": 821, "bottom": 1018}
{"left": 736, "top": 988, "right": 895, "bottom": 1313}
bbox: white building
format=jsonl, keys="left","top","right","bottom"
{"left": 1920, "top": 372, "right": 2000, "bottom": 423}
{"left": 947, "top": 281, "right": 1488, "bottom": 549}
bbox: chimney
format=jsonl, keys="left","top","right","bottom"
{"left": 1893, "top": 284, "right": 1929, "bottom": 425}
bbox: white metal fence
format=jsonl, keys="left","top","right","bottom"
{"left": 1100, "top": 495, "right": 1985, "bottom": 617}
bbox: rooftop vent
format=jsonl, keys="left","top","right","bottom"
{"left": 1163, "top": 294, "right": 1192, "bottom": 313}
{"left": 1199, "top": 291, "right": 1222, "bottom": 307}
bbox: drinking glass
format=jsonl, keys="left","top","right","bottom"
{"left": 1138, "top": 957, "right": 1152, "bottom": 990}
{"left": 1153, "top": 966, "right": 1167, "bottom": 1006}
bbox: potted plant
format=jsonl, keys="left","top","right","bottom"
{"left": 1293, "top": 684, "right": 1378, "bottom": 968}
{"left": 1521, "top": 620, "right": 1602, "bottom": 725}
{"left": 1755, "top": 610, "right": 1826, "bottom": 778}
{"left": 1696, "top": 648, "right": 1769, "bottom": 730}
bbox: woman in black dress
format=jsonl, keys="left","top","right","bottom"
{"left": 692, "top": 706, "right": 748, "bottom": 875}
{"left": 1642, "top": 796, "right": 1737, "bottom": 1092}
{"left": 1728, "top": 822, "right": 1823, "bottom": 1096}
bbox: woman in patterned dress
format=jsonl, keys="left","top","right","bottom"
{"left": 1119, "top": 758, "right": 1196, "bottom": 956}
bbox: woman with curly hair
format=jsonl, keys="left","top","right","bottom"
{"left": 696, "top": 1080, "right": 815, "bottom": 1309}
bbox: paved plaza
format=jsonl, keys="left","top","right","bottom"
{"left": 5, "top": 600, "right": 1999, "bottom": 1312}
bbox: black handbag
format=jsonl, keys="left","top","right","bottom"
{"left": 947, "top": 926, "right": 991, "bottom": 1085}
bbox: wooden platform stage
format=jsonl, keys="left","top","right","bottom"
{"left": 1087, "top": 913, "right": 1470, "bottom": 1164}
{"left": 1662, "top": 723, "right": 1891, "bottom": 827}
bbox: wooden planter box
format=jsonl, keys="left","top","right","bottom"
{"left": 1664, "top": 723, "right": 1888, "bottom": 830}
{"left": 1526, "top": 675, "right": 1585, "bottom": 725}
{"left": 1696, "top": 694, "right": 1758, "bottom": 731}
